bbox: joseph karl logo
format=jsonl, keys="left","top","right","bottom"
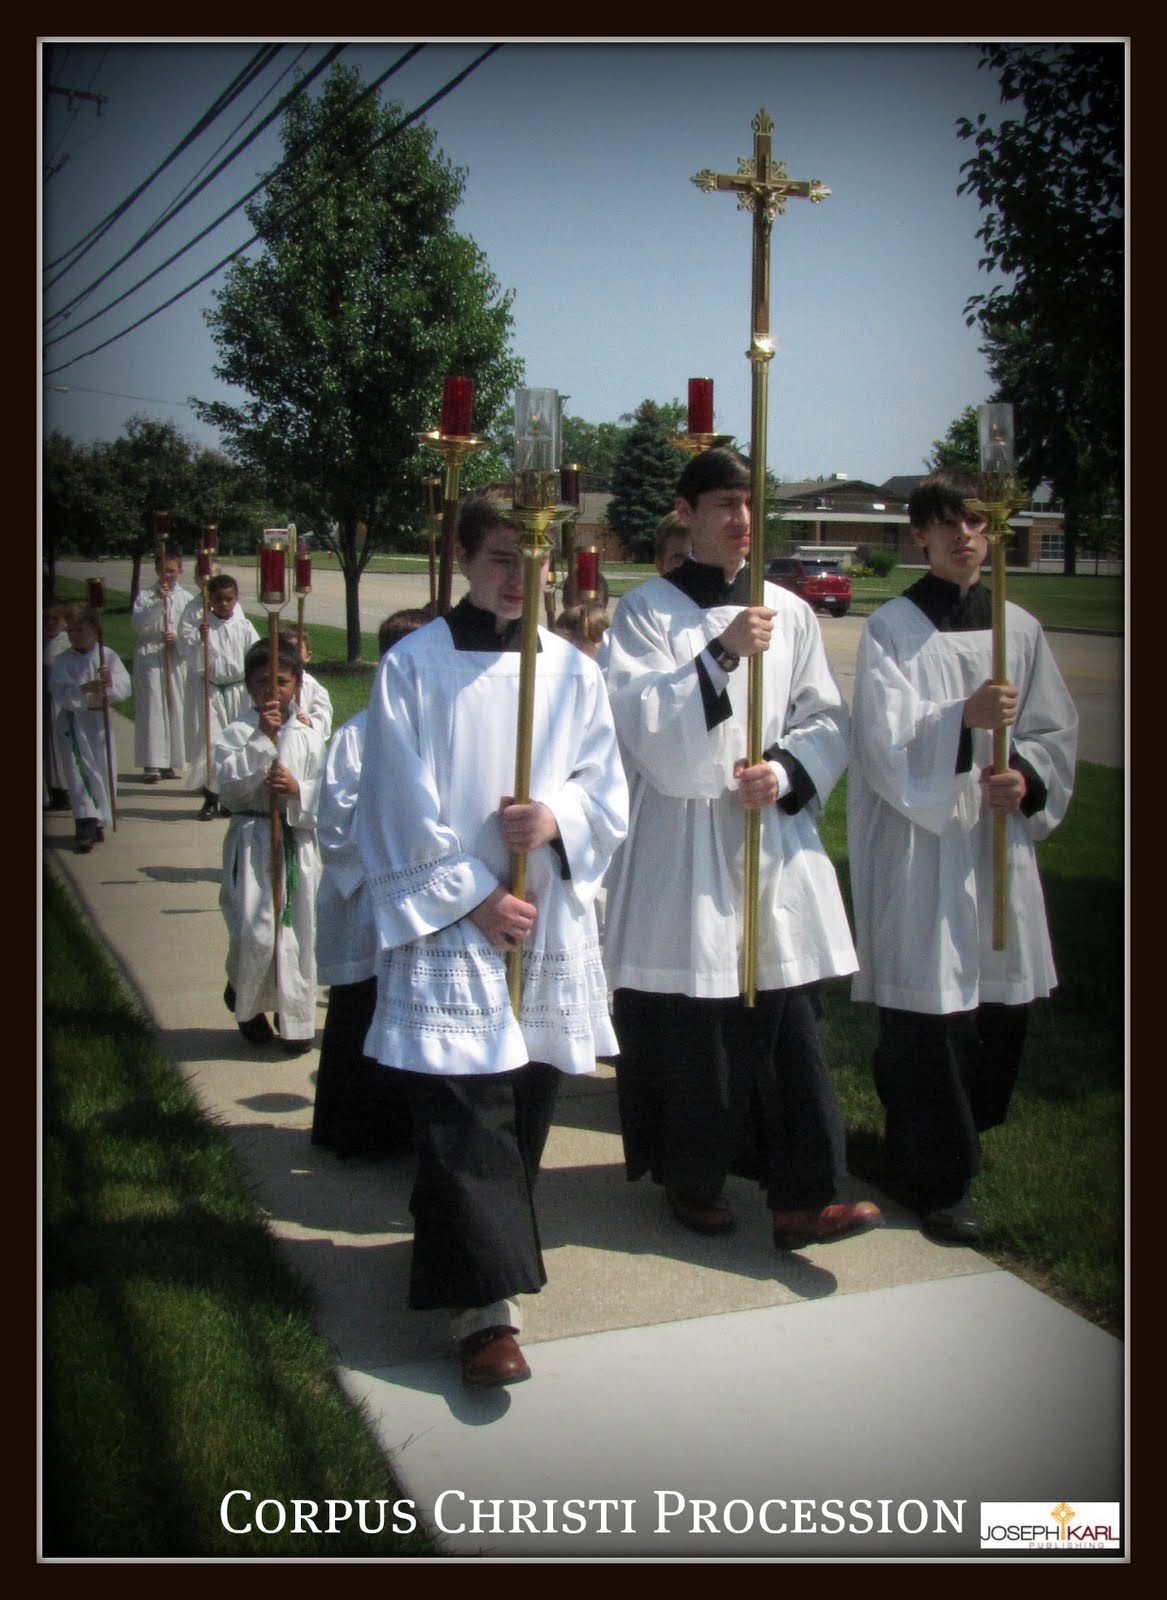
{"left": 980, "top": 1501, "right": 1121, "bottom": 1550}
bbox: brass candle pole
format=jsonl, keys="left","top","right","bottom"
{"left": 421, "top": 476, "right": 443, "bottom": 612}
{"left": 418, "top": 434, "right": 489, "bottom": 615}
{"left": 258, "top": 529, "right": 293, "bottom": 991}
{"left": 506, "top": 475, "right": 559, "bottom": 1016}
{"left": 964, "top": 404, "right": 1020, "bottom": 952}
{"left": 154, "top": 511, "right": 176, "bottom": 755}
{"left": 199, "top": 527, "right": 217, "bottom": 797}
{"left": 693, "top": 110, "right": 830, "bottom": 1004}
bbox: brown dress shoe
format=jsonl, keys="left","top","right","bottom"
{"left": 459, "top": 1327, "right": 531, "bottom": 1388}
{"left": 666, "top": 1189, "right": 736, "bottom": 1235}
{"left": 771, "top": 1200, "right": 882, "bottom": 1251}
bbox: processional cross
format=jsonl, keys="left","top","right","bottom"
{"left": 692, "top": 110, "right": 829, "bottom": 1005}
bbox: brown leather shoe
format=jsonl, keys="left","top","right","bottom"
{"left": 667, "top": 1189, "right": 736, "bottom": 1235}
{"left": 771, "top": 1200, "right": 882, "bottom": 1251}
{"left": 460, "top": 1326, "right": 531, "bottom": 1388}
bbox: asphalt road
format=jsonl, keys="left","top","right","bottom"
{"left": 59, "top": 560, "right": 1125, "bottom": 769}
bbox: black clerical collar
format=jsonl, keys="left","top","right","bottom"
{"left": 445, "top": 595, "right": 534, "bottom": 653}
{"left": 906, "top": 571, "right": 992, "bottom": 632}
{"left": 666, "top": 557, "right": 752, "bottom": 609}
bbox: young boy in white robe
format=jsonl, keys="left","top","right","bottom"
{"left": 214, "top": 636, "right": 325, "bottom": 1055}
{"left": 177, "top": 574, "right": 260, "bottom": 819}
{"left": 311, "top": 609, "right": 428, "bottom": 1158}
{"left": 847, "top": 469, "right": 1078, "bottom": 1243}
{"left": 357, "top": 496, "right": 628, "bottom": 1389}
{"left": 131, "top": 551, "right": 195, "bottom": 781}
{"left": 43, "top": 600, "right": 71, "bottom": 810}
{"left": 283, "top": 624, "right": 334, "bottom": 743}
{"left": 49, "top": 603, "right": 131, "bottom": 853}
{"left": 603, "top": 447, "right": 880, "bottom": 1251}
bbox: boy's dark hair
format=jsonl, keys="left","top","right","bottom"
{"left": 63, "top": 601, "right": 100, "bottom": 631}
{"left": 458, "top": 491, "right": 521, "bottom": 557}
{"left": 207, "top": 573, "right": 238, "bottom": 598}
{"left": 653, "top": 511, "right": 690, "bottom": 563}
{"left": 676, "top": 447, "right": 751, "bottom": 508}
{"left": 378, "top": 608, "right": 429, "bottom": 655}
{"left": 908, "top": 469, "right": 982, "bottom": 531}
{"left": 244, "top": 636, "right": 303, "bottom": 686}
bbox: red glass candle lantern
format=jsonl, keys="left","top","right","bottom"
{"left": 196, "top": 551, "right": 213, "bottom": 581}
{"left": 87, "top": 578, "right": 105, "bottom": 610}
{"left": 560, "top": 465, "right": 581, "bottom": 508}
{"left": 295, "top": 551, "right": 312, "bottom": 594}
{"left": 440, "top": 375, "right": 473, "bottom": 438}
{"left": 259, "top": 534, "right": 287, "bottom": 607}
{"left": 203, "top": 524, "right": 218, "bottom": 554}
{"left": 153, "top": 511, "right": 170, "bottom": 537}
{"left": 576, "top": 548, "right": 600, "bottom": 597}
{"left": 688, "top": 378, "right": 714, "bottom": 435}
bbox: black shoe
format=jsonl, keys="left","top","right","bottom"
{"left": 159, "top": 767, "right": 178, "bottom": 780}
{"left": 666, "top": 1189, "right": 736, "bottom": 1235}
{"left": 49, "top": 789, "right": 70, "bottom": 811}
{"left": 73, "top": 840, "right": 93, "bottom": 855}
{"left": 143, "top": 770, "right": 160, "bottom": 785}
{"left": 238, "top": 1013, "right": 275, "bottom": 1044}
{"left": 279, "top": 1038, "right": 314, "bottom": 1056}
{"left": 223, "top": 983, "right": 236, "bottom": 1014}
{"left": 199, "top": 797, "right": 220, "bottom": 821}
{"left": 920, "top": 1190, "right": 981, "bottom": 1244}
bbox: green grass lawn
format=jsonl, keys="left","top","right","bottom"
{"left": 42, "top": 869, "right": 437, "bottom": 1558}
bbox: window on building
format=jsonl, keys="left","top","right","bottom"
{"left": 1039, "top": 531, "right": 1065, "bottom": 562}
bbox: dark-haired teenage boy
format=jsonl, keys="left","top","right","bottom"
{"left": 603, "top": 448, "right": 880, "bottom": 1252}
{"left": 847, "top": 469, "right": 1077, "bottom": 1242}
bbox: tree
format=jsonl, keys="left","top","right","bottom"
{"left": 561, "top": 415, "right": 629, "bottom": 494}
{"left": 90, "top": 417, "right": 196, "bottom": 598}
{"left": 956, "top": 44, "right": 1123, "bottom": 574}
{"left": 928, "top": 405, "right": 982, "bottom": 472}
{"left": 42, "top": 431, "right": 102, "bottom": 594}
{"left": 193, "top": 63, "right": 524, "bottom": 659}
{"left": 605, "top": 400, "right": 688, "bottom": 562}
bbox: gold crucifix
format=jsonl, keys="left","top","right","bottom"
{"left": 692, "top": 110, "right": 829, "bottom": 1006}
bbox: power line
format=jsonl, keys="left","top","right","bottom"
{"left": 43, "top": 44, "right": 428, "bottom": 355}
{"left": 43, "top": 44, "right": 282, "bottom": 284}
{"left": 44, "top": 44, "right": 345, "bottom": 332}
{"left": 43, "top": 43, "right": 503, "bottom": 382}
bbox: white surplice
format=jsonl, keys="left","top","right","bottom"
{"left": 50, "top": 643, "right": 131, "bottom": 825}
{"left": 315, "top": 711, "right": 376, "bottom": 987}
{"left": 214, "top": 710, "right": 324, "bottom": 1040}
{"left": 602, "top": 574, "right": 857, "bottom": 997}
{"left": 176, "top": 598, "right": 260, "bottom": 790}
{"left": 357, "top": 619, "right": 629, "bottom": 1076}
{"left": 132, "top": 581, "right": 195, "bottom": 769}
{"left": 847, "top": 595, "right": 1078, "bottom": 1014}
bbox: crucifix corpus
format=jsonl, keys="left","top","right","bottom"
{"left": 692, "top": 109, "right": 830, "bottom": 1004}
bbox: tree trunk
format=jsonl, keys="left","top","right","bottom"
{"left": 344, "top": 561, "right": 362, "bottom": 662}
{"left": 130, "top": 551, "right": 144, "bottom": 600}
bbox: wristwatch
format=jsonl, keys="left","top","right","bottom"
{"left": 706, "top": 636, "right": 740, "bottom": 673}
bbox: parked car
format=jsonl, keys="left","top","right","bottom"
{"left": 765, "top": 556, "right": 852, "bottom": 617}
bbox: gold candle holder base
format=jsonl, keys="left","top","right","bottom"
{"left": 418, "top": 430, "right": 491, "bottom": 614}
{"left": 672, "top": 431, "right": 734, "bottom": 457}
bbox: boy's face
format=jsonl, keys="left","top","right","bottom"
{"left": 44, "top": 610, "right": 65, "bottom": 638}
{"left": 209, "top": 586, "right": 238, "bottom": 620}
{"left": 913, "top": 509, "right": 989, "bottom": 589}
{"left": 248, "top": 664, "right": 300, "bottom": 719}
{"left": 157, "top": 558, "right": 182, "bottom": 592}
{"left": 68, "top": 620, "right": 97, "bottom": 653}
{"left": 657, "top": 531, "right": 692, "bottom": 576}
{"left": 458, "top": 525, "right": 546, "bottom": 626}
{"left": 676, "top": 487, "right": 750, "bottom": 576}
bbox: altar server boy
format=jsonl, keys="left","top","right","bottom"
{"left": 49, "top": 603, "right": 131, "bottom": 852}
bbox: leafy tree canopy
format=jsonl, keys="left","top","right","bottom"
{"left": 192, "top": 63, "right": 523, "bottom": 655}
{"left": 957, "top": 43, "right": 1123, "bottom": 572}
{"left": 928, "top": 405, "right": 982, "bottom": 473}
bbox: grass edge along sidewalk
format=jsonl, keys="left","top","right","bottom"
{"left": 42, "top": 864, "right": 437, "bottom": 1559}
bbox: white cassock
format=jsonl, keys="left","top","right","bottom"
{"left": 43, "top": 632, "right": 71, "bottom": 797}
{"left": 847, "top": 594, "right": 1078, "bottom": 1014}
{"left": 132, "top": 582, "right": 195, "bottom": 769}
{"left": 357, "top": 617, "right": 629, "bottom": 1076}
{"left": 602, "top": 573, "right": 857, "bottom": 997}
{"left": 214, "top": 710, "right": 325, "bottom": 1040}
{"left": 315, "top": 711, "right": 376, "bottom": 987}
{"left": 49, "top": 644, "right": 131, "bottom": 825}
{"left": 176, "top": 599, "right": 260, "bottom": 790}
{"left": 296, "top": 670, "right": 333, "bottom": 743}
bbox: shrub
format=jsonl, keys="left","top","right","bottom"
{"left": 868, "top": 548, "right": 900, "bottom": 577}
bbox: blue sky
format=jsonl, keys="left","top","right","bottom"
{"left": 42, "top": 39, "right": 1044, "bottom": 486}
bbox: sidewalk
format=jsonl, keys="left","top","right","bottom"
{"left": 43, "top": 712, "right": 1126, "bottom": 1560}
